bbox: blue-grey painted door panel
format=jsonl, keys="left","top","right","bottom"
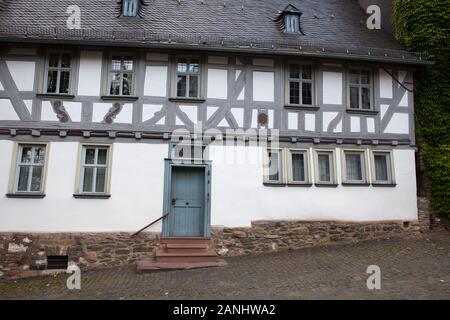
{"left": 169, "top": 167, "right": 205, "bottom": 237}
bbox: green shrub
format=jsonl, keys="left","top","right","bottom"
{"left": 393, "top": 0, "right": 450, "bottom": 217}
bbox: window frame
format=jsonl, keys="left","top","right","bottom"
{"left": 103, "top": 52, "right": 138, "bottom": 98}
{"left": 341, "top": 149, "right": 369, "bottom": 185}
{"left": 346, "top": 66, "right": 375, "bottom": 112}
{"left": 370, "top": 150, "right": 396, "bottom": 186}
{"left": 122, "top": 0, "right": 140, "bottom": 17}
{"left": 170, "top": 55, "right": 204, "bottom": 100}
{"left": 313, "top": 149, "right": 337, "bottom": 186}
{"left": 286, "top": 148, "right": 311, "bottom": 185}
{"left": 285, "top": 14, "right": 300, "bottom": 33}
{"left": 169, "top": 141, "right": 209, "bottom": 162}
{"left": 74, "top": 143, "right": 113, "bottom": 198}
{"left": 263, "top": 148, "right": 284, "bottom": 185}
{"left": 41, "top": 50, "right": 78, "bottom": 96}
{"left": 284, "top": 60, "right": 317, "bottom": 109}
{"left": 8, "top": 142, "right": 50, "bottom": 197}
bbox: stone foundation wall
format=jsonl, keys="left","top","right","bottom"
{"left": 0, "top": 232, "right": 158, "bottom": 278}
{"left": 0, "top": 198, "right": 431, "bottom": 279}
{"left": 212, "top": 220, "right": 422, "bottom": 256}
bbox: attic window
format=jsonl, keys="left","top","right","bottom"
{"left": 123, "top": 0, "right": 139, "bottom": 17}
{"left": 285, "top": 14, "right": 299, "bottom": 33}
{"left": 274, "top": 4, "right": 304, "bottom": 35}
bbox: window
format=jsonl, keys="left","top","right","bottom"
{"left": 108, "top": 55, "right": 135, "bottom": 96}
{"left": 348, "top": 69, "right": 373, "bottom": 110}
{"left": 175, "top": 57, "right": 200, "bottom": 98}
{"left": 342, "top": 150, "right": 367, "bottom": 184}
{"left": 80, "top": 146, "right": 110, "bottom": 194}
{"left": 264, "top": 149, "right": 283, "bottom": 184}
{"left": 285, "top": 14, "right": 299, "bottom": 33}
{"left": 287, "top": 63, "right": 314, "bottom": 106}
{"left": 14, "top": 144, "right": 47, "bottom": 193}
{"left": 170, "top": 141, "right": 208, "bottom": 161}
{"left": 371, "top": 151, "right": 395, "bottom": 185}
{"left": 314, "top": 150, "right": 336, "bottom": 185}
{"left": 44, "top": 52, "right": 72, "bottom": 94}
{"left": 287, "top": 149, "right": 310, "bottom": 184}
{"left": 123, "top": 0, "right": 139, "bottom": 17}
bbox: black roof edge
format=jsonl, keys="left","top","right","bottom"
{"left": 0, "top": 38, "right": 434, "bottom": 67}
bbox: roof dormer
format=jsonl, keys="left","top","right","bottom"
{"left": 118, "top": 0, "right": 147, "bottom": 18}
{"left": 274, "top": 4, "right": 304, "bottom": 34}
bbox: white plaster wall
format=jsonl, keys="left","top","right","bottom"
{"left": 210, "top": 146, "right": 418, "bottom": 227}
{"left": 0, "top": 141, "right": 166, "bottom": 232}
{"left": 207, "top": 69, "right": 228, "bottom": 99}
{"left": 0, "top": 142, "right": 418, "bottom": 232}
{"left": 0, "top": 99, "right": 20, "bottom": 120}
{"left": 77, "top": 51, "right": 102, "bottom": 96}
{"left": 6, "top": 61, "right": 35, "bottom": 91}
{"left": 144, "top": 66, "right": 168, "bottom": 97}
{"left": 385, "top": 113, "right": 409, "bottom": 134}
{"left": 379, "top": 68, "right": 393, "bottom": 98}
{"left": 253, "top": 71, "right": 274, "bottom": 102}
{"left": 322, "top": 71, "right": 342, "bottom": 105}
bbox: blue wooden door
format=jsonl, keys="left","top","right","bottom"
{"left": 168, "top": 167, "right": 205, "bottom": 237}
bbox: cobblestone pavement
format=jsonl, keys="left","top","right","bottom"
{"left": 0, "top": 232, "right": 449, "bottom": 300}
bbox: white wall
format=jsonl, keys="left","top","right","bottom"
{"left": 210, "top": 145, "right": 418, "bottom": 227}
{"left": 0, "top": 141, "right": 166, "bottom": 232}
{"left": 0, "top": 141, "right": 418, "bottom": 232}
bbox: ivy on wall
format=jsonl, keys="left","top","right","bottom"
{"left": 393, "top": 0, "right": 450, "bottom": 217}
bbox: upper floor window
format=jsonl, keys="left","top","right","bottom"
{"left": 44, "top": 52, "right": 72, "bottom": 95}
{"left": 13, "top": 144, "right": 47, "bottom": 194}
{"left": 108, "top": 55, "right": 135, "bottom": 96}
{"left": 348, "top": 68, "right": 373, "bottom": 110}
{"left": 123, "top": 0, "right": 139, "bottom": 17}
{"left": 287, "top": 63, "right": 314, "bottom": 106}
{"left": 176, "top": 57, "right": 200, "bottom": 98}
{"left": 285, "top": 14, "right": 300, "bottom": 33}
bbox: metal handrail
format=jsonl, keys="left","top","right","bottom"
{"left": 131, "top": 213, "right": 169, "bottom": 238}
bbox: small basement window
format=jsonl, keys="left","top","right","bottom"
{"left": 46, "top": 255, "right": 69, "bottom": 270}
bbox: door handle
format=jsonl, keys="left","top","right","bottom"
{"left": 171, "top": 198, "right": 176, "bottom": 205}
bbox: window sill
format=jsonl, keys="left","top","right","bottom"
{"left": 372, "top": 183, "right": 397, "bottom": 187}
{"left": 284, "top": 105, "right": 320, "bottom": 111}
{"left": 346, "top": 109, "right": 378, "bottom": 115}
{"left": 314, "top": 183, "right": 338, "bottom": 188}
{"left": 6, "top": 193, "right": 46, "bottom": 198}
{"left": 73, "top": 194, "right": 111, "bottom": 199}
{"left": 286, "top": 183, "right": 313, "bottom": 187}
{"left": 36, "top": 93, "right": 75, "bottom": 99}
{"left": 101, "top": 95, "right": 139, "bottom": 102}
{"left": 169, "top": 97, "right": 206, "bottom": 103}
{"left": 263, "top": 182, "right": 285, "bottom": 187}
{"left": 342, "top": 182, "right": 370, "bottom": 186}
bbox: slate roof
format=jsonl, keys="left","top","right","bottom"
{"left": 0, "top": 0, "right": 430, "bottom": 65}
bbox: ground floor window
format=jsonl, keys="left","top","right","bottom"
{"left": 13, "top": 144, "right": 47, "bottom": 193}
{"left": 314, "top": 150, "right": 336, "bottom": 185}
{"left": 263, "top": 148, "right": 283, "bottom": 184}
{"left": 342, "top": 150, "right": 368, "bottom": 184}
{"left": 79, "top": 145, "right": 111, "bottom": 194}
{"left": 371, "top": 151, "right": 395, "bottom": 185}
{"left": 287, "top": 149, "right": 310, "bottom": 184}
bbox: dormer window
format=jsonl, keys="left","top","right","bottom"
{"left": 123, "top": 0, "right": 139, "bottom": 17}
{"left": 274, "top": 4, "right": 304, "bottom": 34}
{"left": 285, "top": 14, "right": 299, "bottom": 33}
